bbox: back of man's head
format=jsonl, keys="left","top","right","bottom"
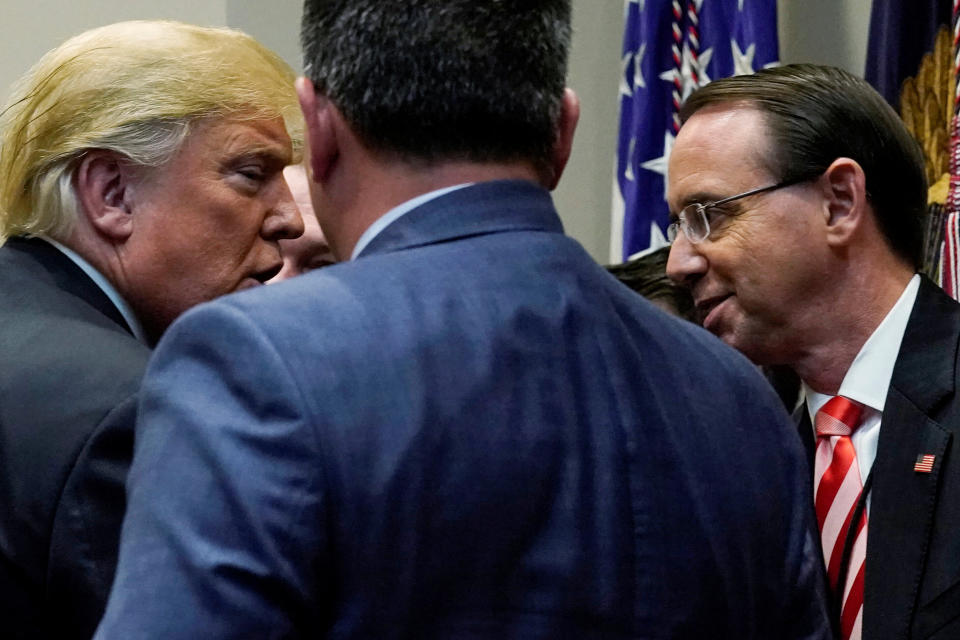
{"left": 680, "top": 63, "right": 927, "bottom": 270}
{"left": 0, "top": 20, "right": 301, "bottom": 242}
{"left": 300, "top": 0, "right": 571, "bottom": 180}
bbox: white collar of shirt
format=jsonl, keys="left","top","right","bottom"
{"left": 350, "top": 183, "right": 472, "bottom": 260}
{"left": 804, "top": 274, "right": 920, "bottom": 418}
{"left": 802, "top": 274, "right": 920, "bottom": 494}
{"left": 42, "top": 236, "right": 148, "bottom": 344}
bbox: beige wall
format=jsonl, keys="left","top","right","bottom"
{"left": 0, "top": 1, "right": 308, "bottom": 104}
{"left": 554, "top": 1, "right": 624, "bottom": 266}
{"left": 0, "top": 1, "right": 228, "bottom": 102}
{"left": 0, "top": 0, "right": 874, "bottom": 263}
{"left": 778, "top": 0, "right": 871, "bottom": 76}
{"left": 226, "top": 0, "right": 303, "bottom": 73}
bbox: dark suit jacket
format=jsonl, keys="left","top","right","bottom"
{"left": 0, "top": 237, "right": 151, "bottom": 639}
{"left": 798, "top": 276, "right": 960, "bottom": 639}
{"left": 97, "top": 180, "right": 830, "bottom": 639}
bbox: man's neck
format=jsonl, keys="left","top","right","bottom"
{"left": 791, "top": 266, "right": 915, "bottom": 394}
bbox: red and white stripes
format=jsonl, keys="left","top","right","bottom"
{"left": 814, "top": 397, "right": 866, "bottom": 640}
{"left": 953, "top": 0, "right": 960, "bottom": 113}
{"left": 668, "top": 0, "right": 702, "bottom": 132}
{"left": 946, "top": 0, "right": 960, "bottom": 299}
{"left": 670, "top": 0, "right": 684, "bottom": 132}
{"left": 686, "top": 1, "right": 701, "bottom": 87}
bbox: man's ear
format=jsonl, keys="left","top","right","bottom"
{"left": 296, "top": 76, "right": 339, "bottom": 184}
{"left": 546, "top": 88, "right": 580, "bottom": 190}
{"left": 821, "top": 157, "right": 868, "bottom": 248}
{"left": 74, "top": 150, "right": 135, "bottom": 242}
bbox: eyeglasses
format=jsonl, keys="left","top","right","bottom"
{"left": 667, "top": 175, "right": 813, "bottom": 244}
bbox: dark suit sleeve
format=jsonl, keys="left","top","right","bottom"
{"left": 95, "top": 302, "right": 326, "bottom": 639}
{"left": 728, "top": 364, "right": 832, "bottom": 640}
{"left": 784, "top": 524, "right": 834, "bottom": 639}
{"left": 45, "top": 396, "right": 138, "bottom": 639}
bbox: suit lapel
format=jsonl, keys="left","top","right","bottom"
{"left": 864, "top": 389, "right": 950, "bottom": 638}
{"left": 795, "top": 406, "right": 816, "bottom": 479}
{"left": 862, "top": 277, "right": 958, "bottom": 639}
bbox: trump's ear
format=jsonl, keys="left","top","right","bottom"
{"left": 296, "top": 76, "right": 339, "bottom": 184}
{"left": 546, "top": 88, "right": 580, "bottom": 190}
{"left": 73, "top": 150, "right": 135, "bottom": 242}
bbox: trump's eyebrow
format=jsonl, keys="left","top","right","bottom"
{"left": 228, "top": 141, "right": 291, "bottom": 164}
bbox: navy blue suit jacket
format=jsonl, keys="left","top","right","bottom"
{"left": 97, "top": 180, "right": 830, "bottom": 638}
{"left": 0, "top": 237, "right": 150, "bottom": 638}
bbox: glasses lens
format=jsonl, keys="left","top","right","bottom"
{"left": 666, "top": 222, "right": 679, "bottom": 242}
{"left": 682, "top": 204, "right": 709, "bottom": 243}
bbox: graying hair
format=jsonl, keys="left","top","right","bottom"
{"left": 32, "top": 120, "right": 191, "bottom": 240}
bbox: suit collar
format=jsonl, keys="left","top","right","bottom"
{"left": 356, "top": 180, "right": 563, "bottom": 259}
{"left": 41, "top": 236, "right": 147, "bottom": 343}
{"left": 351, "top": 183, "right": 471, "bottom": 259}
{"left": 2, "top": 236, "right": 136, "bottom": 338}
{"left": 795, "top": 405, "right": 816, "bottom": 469}
{"left": 890, "top": 275, "right": 958, "bottom": 412}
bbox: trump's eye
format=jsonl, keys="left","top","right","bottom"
{"left": 237, "top": 166, "right": 266, "bottom": 182}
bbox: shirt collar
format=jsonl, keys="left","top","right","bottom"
{"left": 350, "top": 183, "right": 472, "bottom": 260}
{"left": 805, "top": 274, "right": 920, "bottom": 420}
{"left": 42, "top": 236, "right": 148, "bottom": 344}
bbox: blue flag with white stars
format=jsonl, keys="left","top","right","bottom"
{"left": 613, "top": 0, "right": 779, "bottom": 260}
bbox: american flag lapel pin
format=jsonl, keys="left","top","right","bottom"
{"left": 914, "top": 454, "right": 936, "bottom": 473}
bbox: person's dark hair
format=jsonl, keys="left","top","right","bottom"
{"left": 680, "top": 63, "right": 927, "bottom": 270}
{"left": 301, "top": 0, "right": 571, "bottom": 177}
{"left": 607, "top": 247, "right": 695, "bottom": 321}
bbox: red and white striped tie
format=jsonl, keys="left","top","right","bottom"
{"left": 814, "top": 396, "right": 867, "bottom": 640}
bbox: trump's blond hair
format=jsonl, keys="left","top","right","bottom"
{"left": 0, "top": 20, "right": 302, "bottom": 241}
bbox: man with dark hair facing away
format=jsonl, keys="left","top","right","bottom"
{"left": 97, "top": 3, "right": 830, "bottom": 638}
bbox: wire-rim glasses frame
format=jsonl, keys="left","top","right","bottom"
{"left": 666, "top": 174, "right": 818, "bottom": 244}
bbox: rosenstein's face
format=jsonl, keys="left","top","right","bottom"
{"left": 120, "top": 116, "right": 304, "bottom": 342}
{"left": 665, "top": 105, "right": 828, "bottom": 365}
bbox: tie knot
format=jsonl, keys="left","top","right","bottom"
{"left": 815, "top": 396, "right": 863, "bottom": 437}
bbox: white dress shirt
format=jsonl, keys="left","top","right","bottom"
{"left": 350, "top": 184, "right": 472, "bottom": 260}
{"left": 42, "top": 236, "right": 148, "bottom": 344}
{"left": 804, "top": 274, "right": 921, "bottom": 509}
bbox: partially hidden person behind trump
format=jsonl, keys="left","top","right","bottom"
{"left": 96, "top": 2, "right": 829, "bottom": 638}
{"left": 0, "top": 20, "right": 303, "bottom": 639}
{"left": 665, "top": 63, "right": 959, "bottom": 640}
{"left": 270, "top": 163, "right": 335, "bottom": 281}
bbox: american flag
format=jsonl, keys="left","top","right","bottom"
{"left": 612, "top": 0, "right": 780, "bottom": 261}
{"left": 914, "top": 453, "right": 936, "bottom": 473}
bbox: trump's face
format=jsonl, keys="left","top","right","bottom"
{"left": 665, "top": 105, "right": 827, "bottom": 365}
{"left": 120, "top": 116, "right": 304, "bottom": 342}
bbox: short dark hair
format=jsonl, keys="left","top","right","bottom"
{"left": 300, "top": 0, "right": 571, "bottom": 175}
{"left": 680, "top": 64, "right": 927, "bottom": 269}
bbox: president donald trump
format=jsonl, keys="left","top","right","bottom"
{"left": 0, "top": 20, "right": 303, "bottom": 638}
